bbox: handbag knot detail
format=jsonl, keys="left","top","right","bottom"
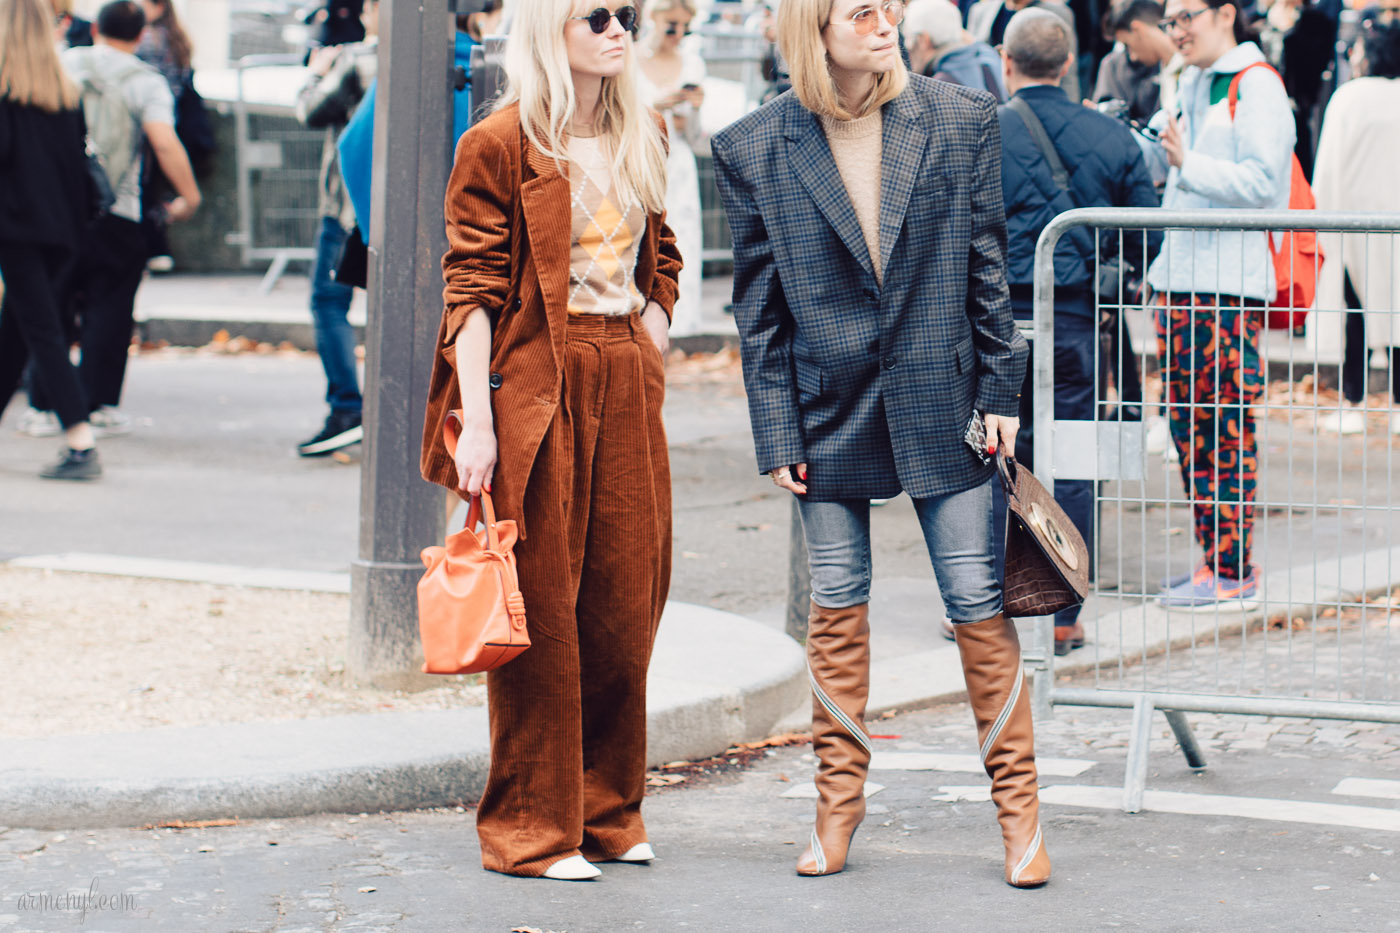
{"left": 997, "top": 453, "right": 1090, "bottom": 618}
{"left": 505, "top": 590, "right": 526, "bottom": 627}
{"left": 416, "top": 411, "right": 532, "bottom": 674}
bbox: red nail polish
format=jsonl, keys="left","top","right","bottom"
{"left": 484, "top": 482, "right": 491, "bottom": 493}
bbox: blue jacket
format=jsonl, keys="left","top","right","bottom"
{"left": 711, "top": 76, "right": 1027, "bottom": 501}
{"left": 999, "top": 84, "right": 1161, "bottom": 302}
{"left": 338, "top": 31, "right": 477, "bottom": 232}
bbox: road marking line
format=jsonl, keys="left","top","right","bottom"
{"left": 779, "top": 782, "right": 884, "bottom": 800}
{"left": 1332, "top": 778, "right": 1400, "bottom": 801}
{"left": 1040, "top": 785, "right": 1400, "bottom": 833}
{"left": 931, "top": 785, "right": 992, "bottom": 803}
{"left": 6, "top": 553, "right": 350, "bottom": 594}
{"left": 870, "top": 751, "right": 1095, "bottom": 777}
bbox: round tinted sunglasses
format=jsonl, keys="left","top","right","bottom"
{"left": 831, "top": 0, "right": 905, "bottom": 36}
{"left": 571, "top": 5, "right": 639, "bottom": 34}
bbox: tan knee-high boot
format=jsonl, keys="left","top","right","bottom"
{"left": 954, "top": 614, "right": 1052, "bottom": 887}
{"left": 796, "top": 600, "right": 871, "bottom": 876}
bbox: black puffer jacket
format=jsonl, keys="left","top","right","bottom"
{"left": 998, "top": 85, "right": 1161, "bottom": 301}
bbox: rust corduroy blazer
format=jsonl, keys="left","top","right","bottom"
{"left": 420, "top": 104, "right": 683, "bottom": 537}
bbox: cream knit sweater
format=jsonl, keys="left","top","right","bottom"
{"left": 819, "top": 109, "right": 884, "bottom": 285}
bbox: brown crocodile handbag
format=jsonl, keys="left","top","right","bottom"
{"left": 998, "top": 453, "right": 1089, "bottom": 618}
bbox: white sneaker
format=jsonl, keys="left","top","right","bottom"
{"left": 1318, "top": 404, "right": 1365, "bottom": 435}
{"left": 146, "top": 255, "right": 175, "bottom": 274}
{"left": 1391, "top": 412, "right": 1400, "bottom": 436}
{"left": 541, "top": 855, "right": 601, "bottom": 880}
{"left": 89, "top": 406, "right": 132, "bottom": 437}
{"left": 16, "top": 407, "right": 60, "bottom": 437}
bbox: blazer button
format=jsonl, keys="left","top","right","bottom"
{"left": 512, "top": 298, "right": 522, "bottom": 310}
{"left": 489, "top": 372, "right": 503, "bottom": 389}
{"left": 863, "top": 289, "right": 878, "bottom": 304}
{"left": 882, "top": 356, "right": 897, "bottom": 371}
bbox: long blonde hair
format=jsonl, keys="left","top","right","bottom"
{"left": 778, "top": 0, "right": 907, "bottom": 120}
{"left": 496, "top": 0, "right": 668, "bottom": 214}
{"left": 0, "top": 0, "right": 81, "bottom": 112}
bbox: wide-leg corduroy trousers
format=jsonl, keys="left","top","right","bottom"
{"left": 476, "top": 312, "right": 671, "bottom": 877}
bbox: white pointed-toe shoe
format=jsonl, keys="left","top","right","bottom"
{"left": 542, "top": 855, "right": 601, "bottom": 880}
{"left": 614, "top": 843, "right": 655, "bottom": 862}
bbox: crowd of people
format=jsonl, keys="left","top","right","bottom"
{"left": 1, "top": 0, "right": 203, "bottom": 479}
{"left": 3, "top": 0, "right": 1398, "bottom": 893}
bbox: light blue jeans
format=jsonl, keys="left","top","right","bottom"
{"left": 796, "top": 478, "right": 1001, "bottom": 623}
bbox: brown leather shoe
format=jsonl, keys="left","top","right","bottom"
{"left": 796, "top": 600, "right": 871, "bottom": 876}
{"left": 954, "top": 614, "right": 1052, "bottom": 887}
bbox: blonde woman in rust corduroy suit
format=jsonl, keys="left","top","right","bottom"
{"left": 419, "top": 0, "right": 682, "bottom": 882}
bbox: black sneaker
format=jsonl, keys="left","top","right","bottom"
{"left": 40, "top": 447, "right": 102, "bottom": 480}
{"left": 297, "top": 411, "right": 363, "bottom": 457}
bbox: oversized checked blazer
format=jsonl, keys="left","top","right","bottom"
{"left": 420, "top": 104, "right": 682, "bottom": 537}
{"left": 710, "top": 74, "right": 1029, "bottom": 502}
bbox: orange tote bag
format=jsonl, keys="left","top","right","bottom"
{"left": 417, "top": 411, "right": 530, "bottom": 674}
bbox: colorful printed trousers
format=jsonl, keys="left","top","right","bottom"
{"left": 1155, "top": 294, "right": 1264, "bottom": 581}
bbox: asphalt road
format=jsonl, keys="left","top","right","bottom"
{"left": 3, "top": 671, "right": 1397, "bottom": 933}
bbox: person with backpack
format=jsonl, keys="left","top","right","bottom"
{"left": 994, "top": 7, "right": 1160, "bottom": 652}
{"left": 903, "top": 0, "right": 1006, "bottom": 100}
{"left": 1147, "top": 0, "right": 1296, "bottom": 610}
{"left": 49, "top": 0, "right": 200, "bottom": 437}
{"left": 0, "top": 0, "right": 101, "bottom": 478}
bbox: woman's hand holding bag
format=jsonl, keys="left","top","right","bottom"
{"left": 417, "top": 411, "right": 529, "bottom": 675}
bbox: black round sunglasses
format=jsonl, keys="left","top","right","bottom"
{"left": 572, "top": 5, "right": 640, "bottom": 33}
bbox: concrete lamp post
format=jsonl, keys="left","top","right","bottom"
{"left": 349, "top": 0, "right": 491, "bottom": 689}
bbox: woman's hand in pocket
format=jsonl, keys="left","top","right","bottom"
{"left": 641, "top": 301, "right": 670, "bottom": 358}
{"left": 454, "top": 411, "right": 497, "bottom": 497}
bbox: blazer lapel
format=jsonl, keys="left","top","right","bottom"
{"left": 784, "top": 99, "right": 876, "bottom": 280}
{"left": 521, "top": 140, "right": 571, "bottom": 366}
{"left": 877, "top": 93, "right": 929, "bottom": 277}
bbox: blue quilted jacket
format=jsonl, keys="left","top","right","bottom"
{"left": 999, "top": 84, "right": 1161, "bottom": 300}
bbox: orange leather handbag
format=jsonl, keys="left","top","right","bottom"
{"left": 417, "top": 411, "right": 529, "bottom": 674}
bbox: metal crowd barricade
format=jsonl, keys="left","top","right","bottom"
{"left": 1030, "top": 207, "right": 1400, "bottom": 811}
{"left": 229, "top": 53, "right": 323, "bottom": 292}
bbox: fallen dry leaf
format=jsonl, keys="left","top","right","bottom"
{"left": 145, "top": 818, "right": 240, "bottom": 830}
{"left": 733, "top": 732, "right": 810, "bottom": 750}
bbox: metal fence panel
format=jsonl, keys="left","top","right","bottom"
{"left": 1031, "top": 208, "right": 1400, "bottom": 809}
{"left": 230, "top": 54, "right": 323, "bottom": 290}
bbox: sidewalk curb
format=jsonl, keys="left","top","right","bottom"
{"left": 0, "top": 595, "right": 805, "bottom": 831}
{"left": 135, "top": 312, "right": 738, "bottom": 356}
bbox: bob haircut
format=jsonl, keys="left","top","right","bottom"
{"left": 778, "top": 0, "right": 908, "bottom": 120}
{"left": 495, "top": 0, "right": 668, "bottom": 215}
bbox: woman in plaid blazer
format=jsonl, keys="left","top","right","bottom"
{"left": 711, "top": 0, "right": 1049, "bottom": 887}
